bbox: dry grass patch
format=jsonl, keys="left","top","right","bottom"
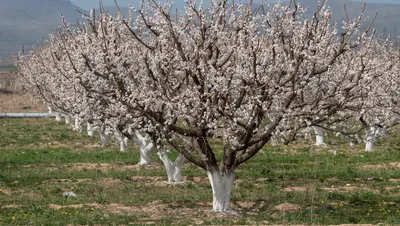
{"left": 47, "top": 200, "right": 276, "bottom": 222}
{"left": 321, "top": 186, "right": 380, "bottom": 193}
{"left": 274, "top": 203, "right": 302, "bottom": 212}
{"left": 389, "top": 179, "right": 400, "bottom": 183}
{"left": 42, "top": 178, "right": 124, "bottom": 189}
{"left": 129, "top": 176, "right": 210, "bottom": 186}
{"left": 11, "top": 189, "right": 43, "bottom": 200}
{"left": 360, "top": 162, "right": 400, "bottom": 170}
{"left": 0, "top": 94, "right": 46, "bottom": 112}
{"left": 0, "top": 187, "right": 12, "bottom": 196}
{"left": 384, "top": 185, "right": 400, "bottom": 191}
{"left": 281, "top": 185, "right": 381, "bottom": 193}
{"left": 282, "top": 186, "right": 311, "bottom": 192}
{"left": 49, "top": 203, "right": 102, "bottom": 211}
{"left": 49, "top": 201, "right": 243, "bottom": 221}
{"left": 71, "top": 162, "right": 163, "bottom": 172}
{"left": 21, "top": 163, "right": 59, "bottom": 172}
{"left": 42, "top": 179, "right": 93, "bottom": 184}
{"left": 19, "top": 162, "right": 164, "bottom": 172}
{"left": 0, "top": 204, "right": 23, "bottom": 209}
{"left": 98, "top": 178, "right": 124, "bottom": 189}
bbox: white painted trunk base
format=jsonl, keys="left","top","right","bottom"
{"left": 207, "top": 170, "right": 235, "bottom": 212}
{"left": 365, "top": 141, "right": 374, "bottom": 152}
{"left": 87, "top": 123, "right": 94, "bottom": 137}
{"left": 313, "top": 126, "right": 325, "bottom": 146}
{"left": 99, "top": 127, "right": 109, "bottom": 146}
{"left": 114, "top": 130, "right": 129, "bottom": 152}
{"left": 55, "top": 113, "right": 62, "bottom": 121}
{"left": 65, "top": 115, "right": 71, "bottom": 124}
{"left": 315, "top": 135, "right": 324, "bottom": 146}
{"left": 158, "top": 152, "right": 186, "bottom": 182}
{"left": 120, "top": 137, "right": 129, "bottom": 152}
{"left": 73, "top": 118, "right": 80, "bottom": 131}
{"left": 138, "top": 144, "right": 153, "bottom": 165}
{"left": 132, "top": 131, "right": 154, "bottom": 165}
{"left": 365, "top": 127, "right": 377, "bottom": 152}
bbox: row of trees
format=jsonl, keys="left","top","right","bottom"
{"left": 16, "top": 0, "right": 399, "bottom": 212}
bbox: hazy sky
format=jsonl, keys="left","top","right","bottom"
{"left": 70, "top": 0, "right": 203, "bottom": 9}
{"left": 69, "top": 0, "right": 276, "bottom": 10}
{"left": 70, "top": 0, "right": 400, "bottom": 10}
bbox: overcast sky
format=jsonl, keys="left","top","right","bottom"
{"left": 69, "top": 0, "right": 275, "bottom": 10}
{"left": 70, "top": 0, "right": 400, "bottom": 10}
{"left": 70, "top": 0, "right": 203, "bottom": 10}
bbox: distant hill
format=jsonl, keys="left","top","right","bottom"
{"left": 0, "top": 0, "right": 84, "bottom": 65}
{"left": 1, "top": 0, "right": 400, "bottom": 65}
{"left": 101, "top": 6, "right": 130, "bottom": 17}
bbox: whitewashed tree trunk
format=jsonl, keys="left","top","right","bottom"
{"left": 132, "top": 131, "right": 153, "bottom": 165}
{"left": 99, "top": 126, "right": 109, "bottom": 146}
{"left": 55, "top": 113, "right": 62, "bottom": 121}
{"left": 120, "top": 137, "right": 129, "bottom": 152}
{"left": 114, "top": 129, "right": 129, "bottom": 152}
{"left": 207, "top": 170, "right": 235, "bottom": 212}
{"left": 48, "top": 106, "right": 52, "bottom": 114}
{"left": 313, "top": 126, "right": 325, "bottom": 146}
{"left": 138, "top": 143, "right": 153, "bottom": 165}
{"left": 87, "top": 123, "right": 94, "bottom": 137}
{"left": 73, "top": 117, "right": 80, "bottom": 131}
{"left": 65, "top": 115, "right": 71, "bottom": 124}
{"left": 157, "top": 151, "right": 186, "bottom": 182}
{"left": 365, "top": 127, "right": 377, "bottom": 152}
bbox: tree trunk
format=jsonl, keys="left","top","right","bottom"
{"left": 120, "top": 137, "right": 129, "bottom": 152}
{"left": 114, "top": 129, "right": 129, "bottom": 152}
{"left": 207, "top": 169, "right": 235, "bottom": 212}
{"left": 365, "top": 127, "right": 377, "bottom": 152}
{"left": 65, "top": 115, "right": 71, "bottom": 124}
{"left": 87, "top": 123, "right": 94, "bottom": 137}
{"left": 158, "top": 151, "right": 186, "bottom": 182}
{"left": 132, "top": 131, "right": 154, "bottom": 165}
{"left": 73, "top": 117, "right": 80, "bottom": 131}
{"left": 55, "top": 113, "right": 62, "bottom": 121}
{"left": 138, "top": 143, "right": 153, "bottom": 165}
{"left": 99, "top": 126, "right": 109, "bottom": 146}
{"left": 313, "top": 126, "right": 325, "bottom": 146}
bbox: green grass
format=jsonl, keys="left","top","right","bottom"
{"left": 1, "top": 118, "right": 400, "bottom": 225}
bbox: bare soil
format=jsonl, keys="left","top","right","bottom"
{"left": 42, "top": 179, "right": 93, "bottom": 184}
{"left": 274, "top": 203, "right": 302, "bottom": 212}
{"left": 361, "top": 162, "right": 400, "bottom": 170}
{"left": 0, "top": 187, "right": 12, "bottom": 196}
{"left": 282, "top": 185, "right": 381, "bottom": 193}
{"left": 18, "top": 162, "right": 164, "bottom": 172}
{"left": 47, "top": 200, "right": 280, "bottom": 222}
{"left": 70, "top": 162, "right": 163, "bottom": 172}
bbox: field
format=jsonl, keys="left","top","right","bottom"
{"left": 0, "top": 118, "right": 400, "bottom": 225}
{"left": 0, "top": 69, "right": 47, "bottom": 113}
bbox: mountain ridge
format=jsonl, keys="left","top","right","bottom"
{"left": 0, "top": 0, "right": 84, "bottom": 64}
{"left": 1, "top": 0, "right": 400, "bottom": 65}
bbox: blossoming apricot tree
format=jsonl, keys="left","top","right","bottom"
{"left": 17, "top": 0, "right": 399, "bottom": 212}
